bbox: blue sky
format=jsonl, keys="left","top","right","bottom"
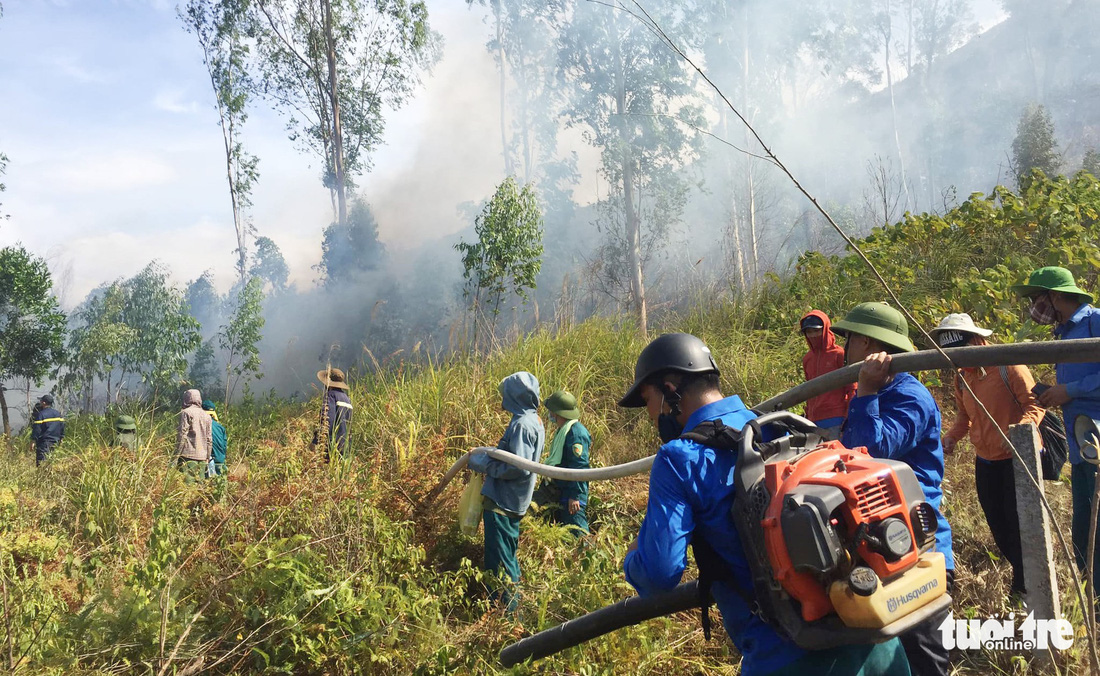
{"left": 0, "top": 0, "right": 502, "bottom": 306}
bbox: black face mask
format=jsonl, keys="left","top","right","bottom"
{"left": 657, "top": 387, "right": 684, "bottom": 443}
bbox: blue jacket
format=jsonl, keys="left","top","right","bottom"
{"left": 553, "top": 421, "right": 591, "bottom": 505}
{"left": 623, "top": 396, "right": 805, "bottom": 676}
{"left": 1053, "top": 303, "right": 1100, "bottom": 464}
{"left": 468, "top": 372, "right": 545, "bottom": 516}
{"left": 842, "top": 372, "right": 955, "bottom": 570}
{"left": 312, "top": 389, "right": 353, "bottom": 453}
{"left": 31, "top": 406, "right": 65, "bottom": 445}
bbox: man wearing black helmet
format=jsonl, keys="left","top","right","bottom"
{"left": 619, "top": 333, "right": 909, "bottom": 676}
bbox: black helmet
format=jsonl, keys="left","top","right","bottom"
{"left": 619, "top": 333, "right": 719, "bottom": 408}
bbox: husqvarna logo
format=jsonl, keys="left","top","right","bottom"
{"left": 886, "top": 578, "right": 939, "bottom": 613}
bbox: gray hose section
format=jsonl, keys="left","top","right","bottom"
{"left": 754, "top": 337, "right": 1100, "bottom": 412}
{"left": 438, "top": 338, "right": 1100, "bottom": 486}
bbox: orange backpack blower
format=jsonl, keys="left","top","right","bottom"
{"left": 687, "top": 411, "right": 950, "bottom": 650}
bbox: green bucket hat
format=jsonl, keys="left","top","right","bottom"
{"left": 833, "top": 302, "right": 916, "bottom": 354}
{"left": 545, "top": 390, "right": 580, "bottom": 420}
{"left": 115, "top": 415, "right": 137, "bottom": 432}
{"left": 1011, "top": 266, "right": 1094, "bottom": 303}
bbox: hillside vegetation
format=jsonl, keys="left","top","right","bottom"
{"left": 3, "top": 172, "right": 1099, "bottom": 674}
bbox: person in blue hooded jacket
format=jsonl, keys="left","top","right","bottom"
{"left": 620, "top": 333, "right": 910, "bottom": 676}
{"left": 835, "top": 303, "right": 953, "bottom": 676}
{"left": 468, "top": 371, "right": 545, "bottom": 611}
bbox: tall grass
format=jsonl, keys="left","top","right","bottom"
{"left": 5, "top": 173, "right": 1100, "bottom": 673}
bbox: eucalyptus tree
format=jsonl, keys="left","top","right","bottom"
{"left": 558, "top": 0, "right": 705, "bottom": 336}
{"left": 248, "top": 0, "right": 439, "bottom": 226}
{"left": 180, "top": 0, "right": 259, "bottom": 282}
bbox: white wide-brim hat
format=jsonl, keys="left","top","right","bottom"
{"left": 930, "top": 313, "right": 993, "bottom": 342}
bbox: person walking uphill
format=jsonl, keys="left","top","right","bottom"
{"left": 834, "top": 303, "right": 953, "bottom": 676}
{"left": 467, "top": 371, "right": 545, "bottom": 612}
{"left": 619, "top": 333, "right": 910, "bottom": 676}
{"left": 30, "top": 394, "right": 64, "bottom": 466}
{"left": 537, "top": 390, "right": 592, "bottom": 537}
{"left": 113, "top": 415, "right": 139, "bottom": 452}
{"left": 1012, "top": 266, "right": 1100, "bottom": 591}
{"left": 202, "top": 400, "right": 228, "bottom": 476}
{"left": 934, "top": 313, "right": 1043, "bottom": 597}
{"left": 176, "top": 389, "right": 213, "bottom": 483}
{"left": 799, "top": 310, "right": 856, "bottom": 431}
{"left": 311, "top": 368, "right": 353, "bottom": 462}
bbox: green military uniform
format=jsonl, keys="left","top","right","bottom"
{"left": 536, "top": 391, "right": 591, "bottom": 537}
{"left": 114, "top": 415, "right": 138, "bottom": 451}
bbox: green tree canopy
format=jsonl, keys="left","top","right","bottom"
{"left": 455, "top": 177, "right": 544, "bottom": 345}
{"left": 1012, "top": 102, "right": 1061, "bottom": 188}
{"left": 0, "top": 245, "right": 66, "bottom": 435}
{"left": 250, "top": 235, "right": 290, "bottom": 293}
{"left": 317, "top": 198, "right": 386, "bottom": 287}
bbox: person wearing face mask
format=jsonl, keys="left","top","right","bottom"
{"left": 799, "top": 310, "right": 856, "bottom": 432}
{"left": 933, "top": 313, "right": 1044, "bottom": 598}
{"left": 834, "top": 303, "right": 953, "bottom": 676}
{"left": 619, "top": 333, "right": 910, "bottom": 676}
{"left": 1012, "top": 266, "right": 1100, "bottom": 591}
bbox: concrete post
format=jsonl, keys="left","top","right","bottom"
{"left": 1011, "top": 422, "right": 1060, "bottom": 666}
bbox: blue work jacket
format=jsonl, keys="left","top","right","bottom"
{"left": 1053, "top": 303, "right": 1100, "bottom": 464}
{"left": 469, "top": 372, "right": 545, "bottom": 516}
{"left": 31, "top": 406, "right": 65, "bottom": 444}
{"left": 842, "top": 372, "right": 955, "bottom": 570}
{"left": 623, "top": 396, "right": 806, "bottom": 675}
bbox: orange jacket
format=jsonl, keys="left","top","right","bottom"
{"left": 800, "top": 310, "right": 855, "bottom": 422}
{"left": 945, "top": 364, "right": 1045, "bottom": 461}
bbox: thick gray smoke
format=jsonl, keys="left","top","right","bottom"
{"left": 49, "top": 0, "right": 1100, "bottom": 402}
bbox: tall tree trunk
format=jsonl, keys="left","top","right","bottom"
{"left": 722, "top": 106, "right": 746, "bottom": 289}
{"left": 742, "top": 2, "right": 759, "bottom": 278}
{"left": 0, "top": 385, "right": 9, "bottom": 439}
{"left": 493, "top": 0, "right": 513, "bottom": 177}
{"left": 882, "top": 1, "right": 911, "bottom": 212}
{"left": 614, "top": 23, "right": 646, "bottom": 337}
{"left": 518, "top": 57, "right": 533, "bottom": 184}
{"left": 323, "top": 0, "right": 348, "bottom": 227}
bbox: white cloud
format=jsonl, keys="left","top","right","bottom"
{"left": 153, "top": 89, "right": 202, "bottom": 114}
{"left": 52, "top": 56, "right": 111, "bottom": 84}
{"left": 55, "top": 152, "right": 177, "bottom": 193}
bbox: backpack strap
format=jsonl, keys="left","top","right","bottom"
{"left": 679, "top": 419, "right": 759, "bottom": 639}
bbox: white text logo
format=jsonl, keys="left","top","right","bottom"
{"left": 938, "top": 613, "right": 1073, "bottom": 651}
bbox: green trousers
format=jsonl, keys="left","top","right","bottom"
{"left": 766, "top": 638, "right": 911, "bottom": 676}
{"left": 1072, "top": 462, "right": 1100, "bottom": 592}
{"left": 483, "top": 502, "right": 521, "bottom": 612}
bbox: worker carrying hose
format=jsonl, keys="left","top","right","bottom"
{"left": 467, "top": 371, "right": 545, "bottom": 612}
{"left": 1013, "top": 266, "right": 1100, "bottom": 596}
{"left": 618, "top": 333, "right": 910, "bottom": 676}
{"left": 531, "top": 390, "right": 591, "bottom": 537}
{"left": 833, "top": 303, "right": 953, "bottom": 676}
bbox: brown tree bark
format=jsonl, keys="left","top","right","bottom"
{"left": 0, "top": 385, "right": 9, "bottom": 439}
{"left": 322, "top": 0, "right": 348, "bottom": 227}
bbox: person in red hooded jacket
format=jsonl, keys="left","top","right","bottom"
{"left": 800, "top": 310, "right": 856, "bottom": 430}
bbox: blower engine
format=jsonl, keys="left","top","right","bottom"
{"left": 726, "top": 412, "right": 950, "bottom": 650}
